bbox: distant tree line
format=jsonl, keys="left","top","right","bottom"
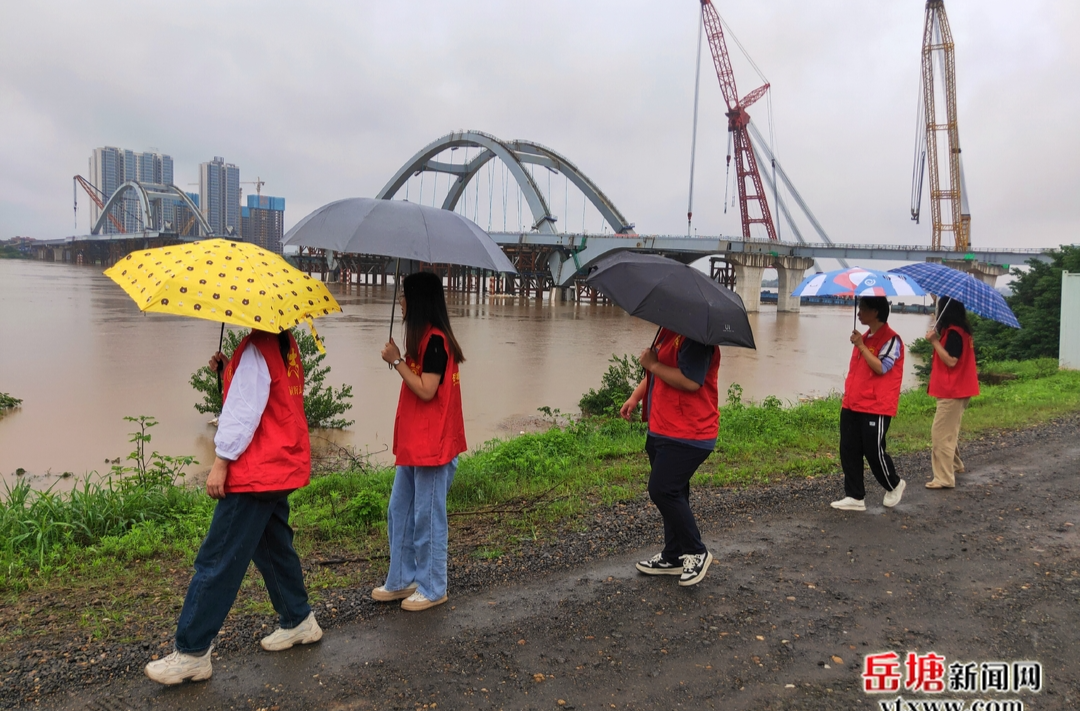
{"left": 972, "top": 245, "right": 1080, "bottom": 363}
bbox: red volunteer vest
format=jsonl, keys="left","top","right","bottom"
{"left": 641, "top": 328, "right": 721, "bottom": 441}
{"left": 393, "top": 326, "right": 467, "bottom": 467}
{"left": 842, "top": 323, "right": 904, "bottom": 417}
{"left": 221, "top": 330, "right": 311, "bottom": 493}
{"left": 928, "top": 326, "right": 980, "bottom": 399}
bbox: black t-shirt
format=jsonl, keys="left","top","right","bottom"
{"left": 676, "top": 338, "right": 714, "bottom": 386}
{"left": 943, "top": 330, "right": 963, "bottom": 359}
{"left": 422, "top": 335, "right": 448, "bottom": 382}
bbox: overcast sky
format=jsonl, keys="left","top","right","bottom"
{"left": 2, "top": 1, "right": 1076, "bottom": 251}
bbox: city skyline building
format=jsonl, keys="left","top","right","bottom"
{"left": 88, "top": 147, "right": 175, "bottom": 233}
{"left": 241, "top": 194, "right": 285, "bottom": 253}
{"left": 199, "top": 156, "right": 240, "bottom": 236}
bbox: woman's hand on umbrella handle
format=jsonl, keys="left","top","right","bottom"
{"left": 639, "top": 348, "right": 658, "bottom": 372}
{"left": 849, "top": 330, "right": 865, "bottom": 348}
{"left": 209, "top": 352, "right": 226, "bottom": 373}
{"left": 925, "top": 328, "right": 940, "bottom": 342}
{"left": 381, "top": 338, "right": 402, "bottom": 364}
{"left": 206, "top": 457, "right": 228, "bottom": 499}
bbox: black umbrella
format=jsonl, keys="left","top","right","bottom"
{"left": 586, "top": 252, "right": 756, "bottom": 349}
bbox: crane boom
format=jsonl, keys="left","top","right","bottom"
{"left": 73, "top": 175, "right": 125, "bottom": 233}
{"left": 699, "top": 0, "right": 777, "bottom": 241}
{"left": 912, "top": 0, "right": 970, "bottom": 251}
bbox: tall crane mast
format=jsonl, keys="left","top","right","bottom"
{"left": 699, "top": 0, "right": 777, "bottom": 241}
{"left": 910, "top": 0, "right": 970, "bottom": 251}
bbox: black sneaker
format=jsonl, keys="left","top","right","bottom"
{"left": 679, "top": 550, "right": 713, "bottom": 587}
{"left": 635, "top": 553, "right": 682, "bottom": 575}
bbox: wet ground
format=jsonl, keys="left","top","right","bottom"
{"left": 8, "top": 416, "right": 1079, "bottom": 711}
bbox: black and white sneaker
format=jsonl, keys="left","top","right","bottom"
{"left": 635, "top": 553, "right": 683, "bottom": 575}
{"left": 679, "top": 550, "right": 713, "bottom": 587}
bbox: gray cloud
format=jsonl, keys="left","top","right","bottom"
{"left": 1, "top": 1, "right": 1076, "bottom": 250}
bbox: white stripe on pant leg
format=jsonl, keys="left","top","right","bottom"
{"left": 877, "top": 415, "right": 895, "bottom": 491}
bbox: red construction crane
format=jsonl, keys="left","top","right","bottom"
{"left": 73, "top": 175, "right": 125, "bottom": 233}
{"left": 699, "top": 0, "right": 777, "bottom": 241}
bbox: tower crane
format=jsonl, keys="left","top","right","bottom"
{"left": 698, "top": 0, "right": 777, "bottom": 241}
{"left": 240, "top": 177, "right": 266, "bottom": 199}
{"left": 73, "top": 175, "right": 125, "bottom": 233}
{"left": 910, "top": 0, "right": 970, "bottom": 251}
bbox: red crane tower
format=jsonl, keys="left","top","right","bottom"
{"left": 73, "top": 175, "right": 125, "bottom": 233}
{"left": 699, "top": 0, "right": 777, "bottom": 241}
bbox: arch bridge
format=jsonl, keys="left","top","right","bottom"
{"left": 93, "top": 181, "right": 211, "bottom": 236}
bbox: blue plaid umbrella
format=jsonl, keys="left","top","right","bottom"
{"left": 889, "top": 263, "right": 1020, "bottom": 329}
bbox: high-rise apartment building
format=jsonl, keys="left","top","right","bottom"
{"left": 88, "top": 147, "right": 175, "bottom": 233}
{"left": 241, "top": 195, "right": 285, "bottom": 254}
{"left": 199, "top": 157, "right": 241, "bottom": 236}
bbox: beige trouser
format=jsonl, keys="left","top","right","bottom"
{"left": 930, "top": 397, "right": 969, "bottom": 487}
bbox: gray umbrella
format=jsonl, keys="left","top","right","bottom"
{"left": 586, "top": 252, "right": 756, "bottom": 349}
{"left": 282, "top": 197, "right": 516, "bottom": 274}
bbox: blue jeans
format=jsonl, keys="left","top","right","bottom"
{"left": 383, "top": 458, "right": 457, "bottom": 601}
{"left": 175, "top": 493, "right": 311, "bottom": 654}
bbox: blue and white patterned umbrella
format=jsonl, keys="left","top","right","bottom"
{"left": 889, "top": 262, "right": 1020, "bottom": 329}
{"left": 791, "top": 267, "right": 926, "bottom": 298}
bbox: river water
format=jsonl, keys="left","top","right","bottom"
{"left": 0, "top": 259, "right": 934, "bottom": 487}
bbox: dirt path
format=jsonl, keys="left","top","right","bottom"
{"left": 17, "top": 417, "right": 1080, "bottom": 711}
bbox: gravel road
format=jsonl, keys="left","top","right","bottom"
{"left": 9, "top": 415, "right": 1079, "bottom": 711}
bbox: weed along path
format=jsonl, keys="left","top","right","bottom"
{"left": 13, "top": 416, "right": 1080, "bottom": 711}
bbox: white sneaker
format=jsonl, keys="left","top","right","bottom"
{"left": 260, "top": 611, "right": 323, "bottom": 651}
{"left": 883, "top": 479, "right": 906, "bottom": 508}
{"left": 401, "top": 590, "right": 448, "bottom": 611}
{"left": 144, "top": 646, "right": 213, "bottom": 685}
{"left": 830, "top": 497, "right": 866, "bottom": 511}
{"left": 372, "top": 582, "right": 418, "bottom": 601}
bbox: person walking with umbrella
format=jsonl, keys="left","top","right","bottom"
{"left": 585, "top": 252, "right": 755, "bottom": 587}
{"left": 619, "top": 329, "right": 721, "bottom": 586}
{"left": 831, "top": 297, "right": 908, "bottom": 512}
{"left": 144, "top": 327, "right": 322, "bottom": 685}
{"left": 371, "top": 272, "right": 467, "bottom": 611}
{"left": 924, "top": 296, "right": 980, "bottom": 489}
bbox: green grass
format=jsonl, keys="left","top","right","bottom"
{"left": 3, "top": 358, "right": 1078, "bottom": 608}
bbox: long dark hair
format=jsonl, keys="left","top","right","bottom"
{"left": 402, "top": 271, "right": 465, "bottom": 363}
{"left": 936, "top": 296, "right": 972, "bottom": 334}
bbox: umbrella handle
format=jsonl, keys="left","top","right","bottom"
{"left": 216, "top": 322, "right": 225, "bottom": 395}
{"left": 389, "top": 259, "right": 400, "bottom": 369}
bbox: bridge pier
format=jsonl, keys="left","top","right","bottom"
{"left": 727, "top": 253, "right": 774, "bottom": 312}
{"left": 775, "top": 256, "right": 815, "bottom": 312}
{"left": 931, "top": 259, "right": 1008, "bottom": 289}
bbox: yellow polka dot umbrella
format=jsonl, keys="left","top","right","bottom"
{"left": 104, "top": 238, "right": 342, "bottom": 354}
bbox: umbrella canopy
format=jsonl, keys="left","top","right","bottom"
{"left": 889, "top": 262, "right": 1020, "bottom": 328}
{"left": 791, "top": 267, "right": 926, "bottom": 298}
{"left": 104, "top": 238, "right": 342, "bottom": 339}
{"left": 585, "top": 252, "right": 755, "bottom": 348}
{"left": 283, "top": 197, "right": 517, "bottom": 273}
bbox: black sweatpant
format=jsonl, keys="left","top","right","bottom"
{"left": 645, "top": 435, "right": 712, "bottom": 562}
{"left": 839, "top": 408, "right": 901, "bottom": 501}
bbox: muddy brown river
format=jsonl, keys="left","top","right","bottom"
{"left": 0, "top": 259, "right": 934, "bottom": 486}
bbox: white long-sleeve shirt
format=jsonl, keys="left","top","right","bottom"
{"left": 214, "top": 343, "right": 271, "bottom": 461}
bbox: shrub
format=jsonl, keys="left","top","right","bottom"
{"left": 190, "top": 328, "right": 354, "bottom": 429}
{"left": 0, "top": 392, "right": 21, "bottom": 411}
{"left": 578, "top": 354, "right": 642, "bottom": 417}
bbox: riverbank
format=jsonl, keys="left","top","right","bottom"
{"left": 5, "top": 409, "right": 1080, "bottom": 709}
{"left": 2, "top": 360, "right": 1079, "bottom": 707}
